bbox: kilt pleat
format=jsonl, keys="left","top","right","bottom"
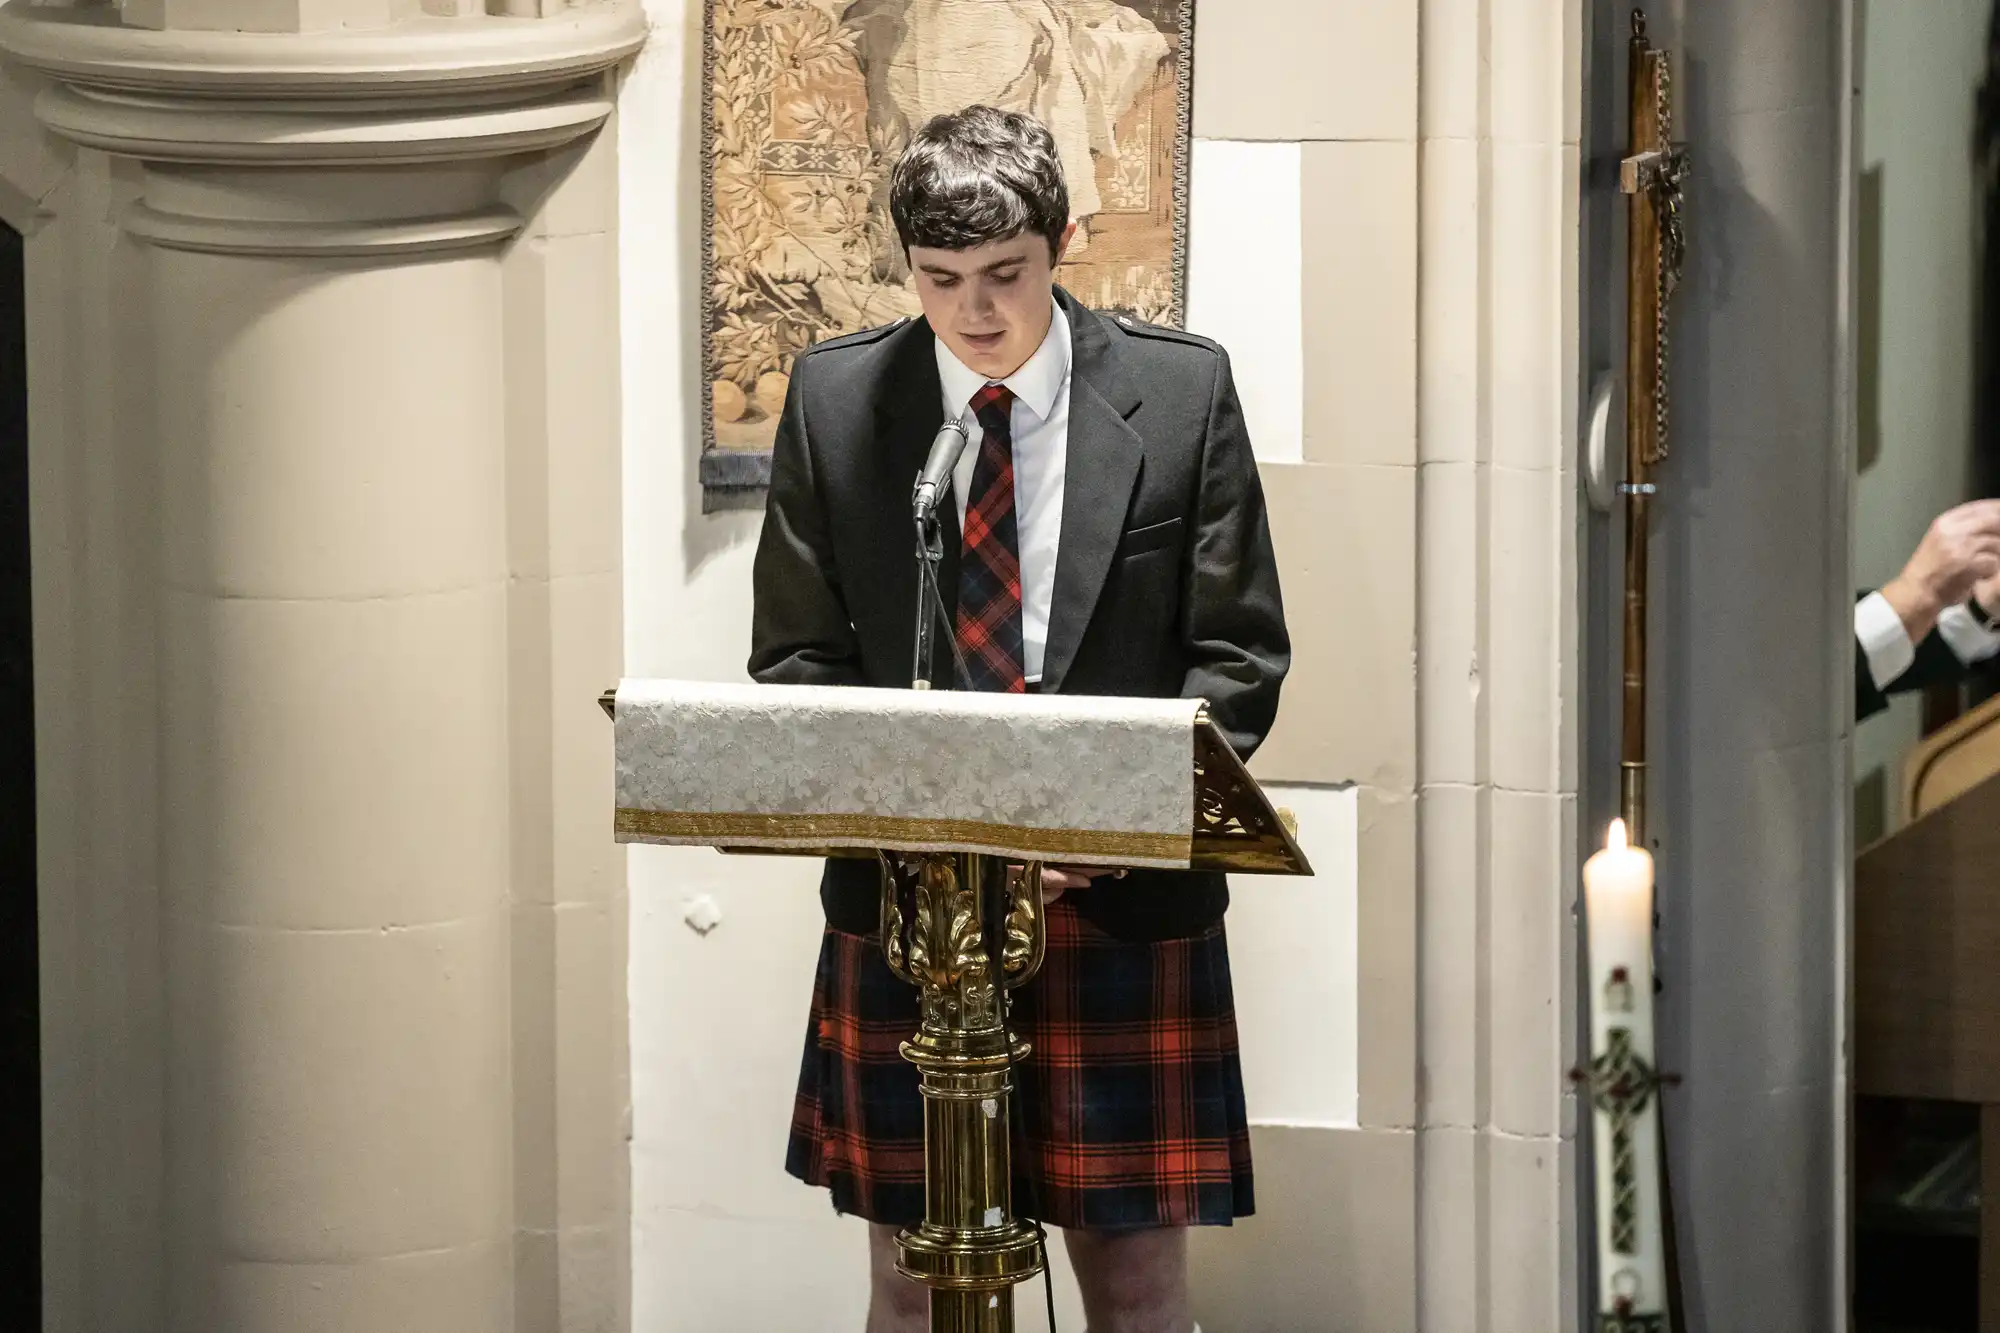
{"left": 784, "top": 900, "right": 1254, "bottom": 1230}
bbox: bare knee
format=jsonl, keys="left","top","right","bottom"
{"left": 868, "top": 1223, "right": 928, "bottom": 1332}
{"left": 1064, "top": 1226, "right": 1191, "bottom": 1333}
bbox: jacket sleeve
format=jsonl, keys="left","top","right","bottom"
{"left": 1853, "top": 589, "right": 1983, "bottom": 722}
{"left": 746, "top": 361, "right": 867, "bottom": 686}
{"left": 1179, "top": 347, "right": 1290, "bottom": 758}
{"left": 1855, "top": 634, "right": 1891, "bottom": 723}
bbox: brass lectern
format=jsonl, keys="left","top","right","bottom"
{"left": 607, "top": 679, "right": 1311, "bottom": 1332}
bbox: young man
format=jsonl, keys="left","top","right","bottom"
{"left": 749, "top": 106, "right": 1289, "bottom": 1333}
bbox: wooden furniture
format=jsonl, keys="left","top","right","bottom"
{"left": 1857, "top": 695, "right": 2000, "bottom": 1329}
{"left": 1905, "top": 693, "right": 2000, "bottom": 825}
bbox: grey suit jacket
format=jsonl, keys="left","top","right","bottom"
{"left": 748, "top": 287, "right": 1290, "bottom": 940}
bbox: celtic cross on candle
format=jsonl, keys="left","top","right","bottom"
{"left": 1586, "top": 1006, "right": 1656, "bottom": 1255}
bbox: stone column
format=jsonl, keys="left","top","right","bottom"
{"left": 0, "top": 4, "right": 641, "bottom": 1329}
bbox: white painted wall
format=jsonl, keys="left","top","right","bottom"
{"left": 1853, "top": 0, "right": 1989, "bottom": 839}
{"left": 619, "top": 5, "right": 1357, "bottom": 1323}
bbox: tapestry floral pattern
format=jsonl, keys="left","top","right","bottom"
{"left": 700, "top": 0, "right": 1195, "bottom": 487}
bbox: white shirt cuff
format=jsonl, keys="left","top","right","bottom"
{"left": 1937, "top": 601, "right": 2000, "bottom": 667}
{"left": 1855, "top": 591, "right": 1915, "bottom": 693}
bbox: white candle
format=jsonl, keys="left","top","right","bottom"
{"left": 1583, "top": 818, "right": 1667, "bottom": 1322}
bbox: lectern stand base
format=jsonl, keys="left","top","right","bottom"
{"left": 929, "top": 1290, "right": 1015, "bottom": 1332}
{"left": 879, "top": 851, "right": 1050, "bottom": 1333}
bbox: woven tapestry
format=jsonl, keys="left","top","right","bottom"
{"left": 699, "top": 0, "right": 1197, "bottom": 501}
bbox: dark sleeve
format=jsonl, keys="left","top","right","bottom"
{"left": 1853, "top": 584, "right": 1977, "bottom": 721}
{"left": 1856, "top": 634, "right": 1891, "bottom": 722}
{"left": 1179, "top": 347, "right": 1290, "bottom": 758}
{"left": 746, "top": 361, "right": 867, "bottom": 686}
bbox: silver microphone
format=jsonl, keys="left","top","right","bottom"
{"left": 911, "top": 418, "right": 970, "bottom": 523}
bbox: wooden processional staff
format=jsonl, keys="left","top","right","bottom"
{"left": 1579, "top": 10, "right": 1689, "bottom": 1333}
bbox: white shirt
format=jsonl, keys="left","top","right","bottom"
{"left": 936, "top": 300, "right": 1072, "bottom": 684}
{"left": 1855, "top": 590, "right": 2000, "bottom": 694}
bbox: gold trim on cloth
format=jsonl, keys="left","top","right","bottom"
{"left": 613, "top": 808, "right": 1192, "bottom": 868}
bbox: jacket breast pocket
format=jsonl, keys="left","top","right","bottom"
{"left": 1118, "top": 516, "right": 1183, "bottom": 559}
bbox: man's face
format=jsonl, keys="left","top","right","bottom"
{"left": 909, "top": 222, "right": 1076, "bottom": 380}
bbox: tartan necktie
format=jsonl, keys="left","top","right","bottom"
{"left": 955, "top": 383, "right": 1026, "bottom": 693}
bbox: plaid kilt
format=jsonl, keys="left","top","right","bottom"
{"left": 784, "top": 900, "right": 1254, "bottom": 1230}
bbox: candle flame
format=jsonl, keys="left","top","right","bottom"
{"left": 1607, "top": 818, "right": 1628, "bottom": 852}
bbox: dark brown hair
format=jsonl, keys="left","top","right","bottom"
{"left": 889, "top": 105, "right": 1070, "bottom": 258}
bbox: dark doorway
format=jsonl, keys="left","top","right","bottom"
{"left": 0, "top": 221, "right": 39, "bottom": 1322}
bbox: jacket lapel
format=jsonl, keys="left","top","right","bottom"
{"left": 874, "top": 319, "right": 960, "bottom": 686}
{"left": 1041, "top": 292, "right": 1143, "bottom": 692}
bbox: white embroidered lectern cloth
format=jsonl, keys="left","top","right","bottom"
{"left": 612, "top": 679, "right": 1200, "bottom": 868}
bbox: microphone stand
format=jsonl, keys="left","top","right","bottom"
{"left": 911, "top": 510, "right": 972, "bottom": 690}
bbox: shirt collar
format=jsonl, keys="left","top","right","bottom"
{"left": 934, "top": 296, "right": 1071, "bottom": 425}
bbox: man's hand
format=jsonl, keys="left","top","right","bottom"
{"left": 1038, "top": 866, "right": 1124, "bottom": 904}
{"left": 1883, "top": 500, "right": 2000, "bottom": 642}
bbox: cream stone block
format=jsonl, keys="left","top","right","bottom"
{"left": 1488, "top": 464, "right": 1561, "bottom": 793}
{"left": 1488, "top": 788, "right": 1564, "bottom": 1139}
{"left": 551, "top": 569, "right": 623, "bottom": 906}
{"left": 1418, "top": 137, "right": 1481, "bottom": 465}
{"left": 0, "top": 66, "right": 71, "bottom": 233}
{"left": 516, "top": 1227, "right": 559, "bottom": 1331}
{"left": 1557, "top": 792, "right": 1580, "bottom": 1096}
{"left": 1558, "top": 1134, "right": 1581, "bottom": 1333}
{"left": 172, "top": 910, "right": 512, "bottom": 1265}
{"left": 1490, "top": 141, "right": 1565, "bottom": 472}
{"left": 505, "top": 231, "right": 622, "bottom": 582}
{"left": 1188, "top": 1125, "right": 1416, "bottom": 1331}
{"left": 510, "top": 574, "right": 557, "bottom": 914}
{"left": 1416, "top": 1123, "right": 1478, "bottom": 1329}
{"left": 1301, "top": 140, "right": 1417, "bottom": 468}
{"left": 154, "top": 249, "right": 507, "bottom": 601}
{"left": 504, "top": 118, "right": 620, "bottom": 243}
{"left": 1560, "top": 144, "right": 1582, "bottom": 437}
{"left": 1488, "top": 1131, "right": 1564, "bottom": 1331}
{"left": 33, "top": 164, "right": 170, "bottom": 1333}
{"left": 1565, "top": 0, "right": 1584, "bottom": 146}
{"left": 125, "top": 0, "right": 405, "bottom": 32}
{"left": 1191, "top": 0, "right": 1417, "bottom": 143}
{"left": 1251, "top": 462, "right": 1416, "bottom": 792}
{"left": 1491, "top": 0, "right": 1567, "bottom": 144}
{"left": 1186, "top": 140, "right": 1303, "bottom": 465}
{"left": 1229, "top": 784, "right": 1358, "bottom": 1127}
{"left": 542, "top": 232, "right": 622, "bottom": 577}
{"left": 1358, "top": 786, "right": 1418, "bottom": 1128}
{"left": 556, "top": 1222, "right": 626, "bottom": 1332}
{"left": 212, "top": 1240, "right": 513, "bottom": 1333}
{"left": 160, "top": 585, "right": 510, "bottom": 931}
{"left": 1418, "top": 459, "right": 1484, "bottom": 785}
{"left": 512, "top": 901, "right": 560, "bottom": 1234}
{"left": 1419, "top": 0, "right": 1481, "bottom": 139}
{"left": 1558, "top": 459, "right": 1580, "bottom": 793}
{"left": 556, "top": 896, "right": 627, "bottom": 1225}
{"left": 1419, "top": 782, "right": 1480, "bottom": 1129}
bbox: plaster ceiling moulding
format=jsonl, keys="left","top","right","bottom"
{"left": 0, "top": 1, "right": 647, "bottom": 103}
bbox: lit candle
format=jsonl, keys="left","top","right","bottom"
{"left": 1582, "top": 819, "right": 1667, "bottom": 1325}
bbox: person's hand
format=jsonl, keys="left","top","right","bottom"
{"left": 1038, "top": 866, "right": 1124, "bottom": 904}
{"left": 1884, "top": 500, "right": 2000, "bottom": 641}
